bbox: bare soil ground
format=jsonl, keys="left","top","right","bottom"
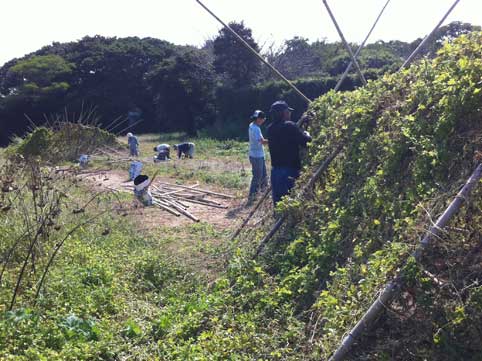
{"left": 82, "top": 169, "right": 247, "bottom": 230}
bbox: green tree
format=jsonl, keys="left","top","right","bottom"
{"left": 429, "top": 21, "right": 481, "bottom": 53}
{"left": 269, "top": 37, "right": 322, "bottom": 79}
{"left": 147, "top": 49, "right": 216, "bottom": 135}
{"left": 7, "top": 54, "right": 74, "bottom": 96}
{"left": 213, "top": 21, "right": 261, "bottom": 87}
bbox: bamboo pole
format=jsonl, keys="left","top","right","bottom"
{"left": 164, "top": 196, "right": 190, "bottom": 209}
{"left": 103, "top": 115, "right": 125, "bottom": 133}
{"left": 152, "top": 183, "right": 200, "bottom": 196}
{"left": 254, "top": 144, "right": 344, "bottom": 257}
{"left": 158, "top": 182, "right": 234, "bottom": 199}
{"left": 400, "top": 0, "right": 461, "bottom": 70}
{"left": 251, "top": 0, "right": 463, "bottom": 254}
{"left": 322, "top": 0, "right": 367, "bottom": 86}
{"left": 195, "top": 0, "right": 312, "bottom": 105}
{"left": 115, "top": 119, "right": 144, "bottom": 136}
{"left": 152, "top": 199, "right": 181, "bottom": 217}
{"left": 329, "top": 162, "right": 482, "bottom": 361}
{"left": 334, "top": 0, "right": 392, "bottom": 91}
{"left": 175, "top": 196, "right": 228, "bottom": 209}
{"left": 228, "top": 190, "right": 270, "bottom": 241}
{"left": 164, "top": 199, "right": 200, "bottom": 222}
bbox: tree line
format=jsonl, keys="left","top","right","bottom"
{"left": 0, "top": 21, "right": 478, "bottom": 145}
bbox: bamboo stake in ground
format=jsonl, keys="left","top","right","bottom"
{"left": 329, "top": 162, "right": 482, "bottom": 361}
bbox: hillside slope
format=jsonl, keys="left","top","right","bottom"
{"left": 259, "top": 31, "right": 482, "bottom": 360}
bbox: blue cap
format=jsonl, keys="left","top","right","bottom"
{"left": 250, "top": 110, "right": 266, "bottom": 120}
{"left": 269, "top": 100, "right": 294, "bottom": 113}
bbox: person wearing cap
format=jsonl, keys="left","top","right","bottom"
{"left": 133, "top": 174, "right": 153, "bottom": 206}
{"left": 127, "top": 132, "right": 139, "bottom": 157}
{"left": 266, "top": 100, "right": 311, "bottom": 205}
{"left": 247, "top": 110, "right": 269, "bottom": 203}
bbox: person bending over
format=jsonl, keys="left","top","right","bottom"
{"left": 153, "top": 144, "right": 170, "bottom": 162}
{"left": 173, "top": 142, "right": 195, "bottom": 159}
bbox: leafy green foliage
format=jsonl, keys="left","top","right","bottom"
{"left": 148, "top": 49, "right": 216, "bottom": 135}
{"left": 213, "top": 21, "right": 261, "bottom": 87}
{"left": 266, "top": 31, "right": 482, "bottom": 359}
{"left": 8, "top": 54, "right": 74, "bottom": 91}
{"left": 9, "top": 123, "right": 117, "bottom": 162}
{"left": 1, "top": 32, "right": 481, "bottom": 361}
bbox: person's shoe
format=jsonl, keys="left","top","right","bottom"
{"left": 245, "top": 195, "right": 255, "bottom": 207}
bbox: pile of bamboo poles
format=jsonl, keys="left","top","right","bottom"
{"left": 124, "top": 181, "right": 233, "bottom": 222}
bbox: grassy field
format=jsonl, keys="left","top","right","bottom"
{"left": 0, "top": 132, "right": 291, "bottom": 360}
{"left": 108, "top": 133, "right": 267, "bottom": 192}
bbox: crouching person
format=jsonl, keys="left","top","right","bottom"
{"left": 133, "top": 174, "right": 153, "bottom": 206}
{"left": 173, "top": 142, "right": 195, "bottom": 159}
{"left": 79, "top": 154, "right": 90, "bottom": 169}
{"left": 153, "top": 144, "right": 171, "bottom": 162}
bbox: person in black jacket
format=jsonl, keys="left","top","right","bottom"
{"left": 173, "top": 142, "right": 195, "bottom": 159}
{"left": 266, "top": 100, "right": 311, "bottom": 205}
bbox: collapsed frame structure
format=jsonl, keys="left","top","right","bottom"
{"left": 195, "top": 0, "right": 469, "bottom": 359}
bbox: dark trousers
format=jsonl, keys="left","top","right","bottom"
{"left": 249, "top": 157, "right": 267, "bottom": 197}
{"left": 271, "top": 167, "right": 300, "bottom": 205}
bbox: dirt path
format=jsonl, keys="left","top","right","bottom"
{"left": 82, "top": 169, "right": 247, "bottom": 231}
{"left": 80, "top": 167, "right": 255, "bottom": 279}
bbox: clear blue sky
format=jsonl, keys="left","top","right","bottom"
{"left": 1, "top": 0, "right": 481, "bottom": 66}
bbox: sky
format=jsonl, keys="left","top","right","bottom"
{"left": 1, "top": 0, "right": 481, "bottom": 66}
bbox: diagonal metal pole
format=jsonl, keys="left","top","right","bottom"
{"left": 228, "top": 113, "right": 315, "bottom": 243}
{"left": 322, "top": 0, "right": 367, "bottom": 86}
{"left": 335, "top": 0, "right": 392, "bottom": 91}
{"left": 253, "top": 0, "right": 462, "bottom": 256}
{"left": 253, "top": 143, "right": 344, "bottom": 257}
{"left": 329, "top": 162, "right": 482, "bottom": 361}
{"left": 195, "top": 0, "right": 312, "bottom": 105}
{"left": 400, "top": 0, "right": 461, "bottom": 70}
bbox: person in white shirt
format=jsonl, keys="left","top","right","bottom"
{"left": 153, "top": 144, "right": 170, "bottom": 162}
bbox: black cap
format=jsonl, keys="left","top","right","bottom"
{"left": 250, "top": 110, "right": 266, "bottom": 120}
{"left": 133, "top": 174, "right": 149, "bottom": 185}
{"left": 269, "top": 100, "right": 294, "bottom": 113}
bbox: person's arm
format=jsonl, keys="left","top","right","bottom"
{"left": 290, "top": 122, "right": 311, "bottom": 147}
{"left": 256, "top": 126, "right": 269, "bottom": 145}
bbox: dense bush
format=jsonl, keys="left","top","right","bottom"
{"left": 9, "top": 123, "right": 117, "bottom": 163}
{"left": 265, "top": 31, "right": 482, "bottom": 359}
